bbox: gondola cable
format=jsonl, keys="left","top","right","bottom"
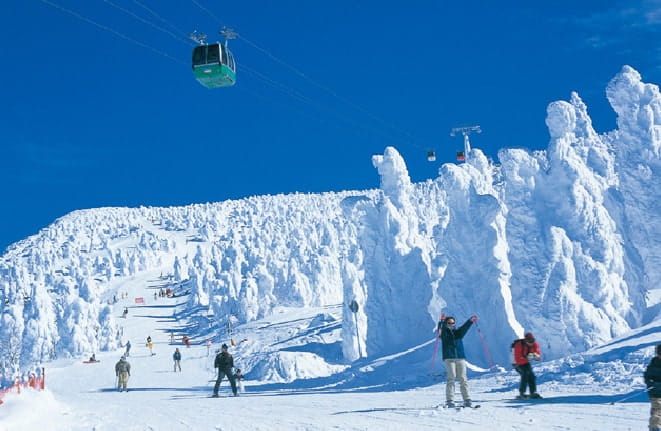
{"left": 101, "top": 0, "right": 192, "bottom": 47}
{"left": 38, "top": 0, "right": 185, "bottom": 65}
{"left": 188, "top": 0, "right": 433, "bottom": 155}
{"left": 238, "top": 65, "right": 413, "bottom": 147}
{"left": 40, "top": 0, "right": 449, "bottom": 161}
{"left": 129, "top": 0, "right": 192, "bottom": 42}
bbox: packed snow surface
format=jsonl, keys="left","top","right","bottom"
{"left": 0, "top": 271, "right": 655, "bottom": 430}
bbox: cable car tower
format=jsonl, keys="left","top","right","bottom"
{"left": 451, "top": 125, "right": 481, "bottom": 162}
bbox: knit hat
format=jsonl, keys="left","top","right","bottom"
{"left": 524, "top": 332, "right": 535, "bottom": 342}
{"left": 221, "top": 343, "right": 228, "bottom": 350}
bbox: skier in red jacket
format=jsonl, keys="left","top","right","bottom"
{"left": 512, "top": 332, "right": 542, "bottom": 399}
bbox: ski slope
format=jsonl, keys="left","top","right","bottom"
{"left": 0, "top": 271, "right": 654, "bottom": 430}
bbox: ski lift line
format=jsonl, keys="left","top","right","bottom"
{"left": 238, "top": 64, "right": 318, "bottom": 106}
{"left": 188, "top": 0, "right": 429, "bottom": 150}
{"left": 38, "top": 0, "right": 186, "bottom": 65}
{"left": 90, "top": 0, "right": 431, "bottom": 155}
{"left": 239, "top": 67, "right": 417, "bottom": 149}
{"left": 189, "top": 0, "right": 226, "bottom": 28}
{"left": 239, "top": 66, "right": 413, "bottom": 147}
{"left": 238, "top": 49, "right": 430, "bottom": 151}
{"left": 241, "top": 57, "right": 427, "bottom": 149}
{"left": 233, "top": 84, "right": 342, "bottom": 135}
{"left": 237, "top": 33, "right": 427, "bottom": 150}
{"left": 130, "top": 0, "right": 193, "bottom": 42}
{"left": 240, "top": 69, "right": 391, "bottom": 142}
{"left": 101, "top": 0, "right": 193, "bottom": 48}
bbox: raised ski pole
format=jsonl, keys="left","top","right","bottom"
{"left": 473, "top": 318, "right": 495, "bottom": 368}
{"left": 430, "top": 313, "right": 445, "bottom": 375}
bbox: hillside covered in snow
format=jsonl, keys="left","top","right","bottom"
{"left": 1, "top": 65, "right": 660, "bottom": 383}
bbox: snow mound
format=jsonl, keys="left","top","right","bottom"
{"left": 249, "top": 351, "right": 348, "bottom": 383}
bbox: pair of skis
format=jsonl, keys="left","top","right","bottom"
{"left": 434, "top": 403, "right": 481, "bottom": 410}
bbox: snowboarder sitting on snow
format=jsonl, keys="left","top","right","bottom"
{"left": 437, "top": 314, "right": 477, "bottom": 408}
{"left": 89, "top": 353, "right": 97, "bottom": 362}
{"left": 512, "top": 332, "right": 542, "bottom": 399}
{"left": 115, "top": 356, "right": 131, "bottom": 392}
{"left": 644, "top": 344, "right": 661, "bottom": 431}
{"left": 212, "top": 344, "right": 237, "bottom": 397}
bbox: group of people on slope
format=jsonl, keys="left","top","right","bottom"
{"left": 109, "top": 313, "right": 661, "bottom": 430}
{"left": 436, "top": 314, "right": 541, "bottom": 408}
{"left": 113, "top": 341, "right": 244, "bottom": 396}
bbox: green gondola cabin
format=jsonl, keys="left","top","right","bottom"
{"left": 192, "top": 43, "right": 236, "bottom": 89}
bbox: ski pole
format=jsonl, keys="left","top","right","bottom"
{"left": 609, "top": 386, "right": 652, "bottom": 404}
{"left": 430, "top": 313, "right": 444, "bottom": 374}
{"left": 473, "top": 319, "right": 495, "bottom": 368}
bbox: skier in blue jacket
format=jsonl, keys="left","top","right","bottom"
{"left": 437, "top": 315, "right": 477, "bottom": 407}
{"left": 173, "top": 348, "right": 182, "bottom": 372}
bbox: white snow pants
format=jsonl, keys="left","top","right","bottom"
{"left": 444, "top": 358, "right": 470, "bottom": 402}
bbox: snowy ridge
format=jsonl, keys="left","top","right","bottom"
{"left": 2, "top": 66, "right": 661, "bottom": 384}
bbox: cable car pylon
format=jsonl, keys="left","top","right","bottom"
{"left": 451, "top": 125, "right": 481, "bottom": 162}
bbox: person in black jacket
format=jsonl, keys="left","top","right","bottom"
{"left": 644, "top": 344, "right": 661, "bottom": 431}
{"left": 437, "top": 314, "right": 477, "bottom": 407}
{"left": 212, "top": 344, "right": 237, "bottom": 397}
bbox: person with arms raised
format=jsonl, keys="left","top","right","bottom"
{"left": 437, "top": 314, "right": 477, "bottom": 408}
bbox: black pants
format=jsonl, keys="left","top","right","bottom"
{"left": 515, "top": 363, "right": 536, "bottom": 395}
{"left": 213, "top": 369, "right": 237, "bottom": 395}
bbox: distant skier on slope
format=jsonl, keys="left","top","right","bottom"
{"left": 147, "top": 336, "right": 154, "bottom": 355}
{"left": 115, "top": 356, "right": 131, "bottom": 392}
{"left": 212, "top": 344, "right": 237, "bottom": 397}
{"left": 512, "top": 332, "right": 542, "bottom": 399}
{"left": 125, "top": 340, "right": 131, "bottom": 357}
{"left": 644, "top": 344, "right": 661, "bottom": 431}
{"left": 173, "top": 348, "right": 182, "bottom": 372}
{"left": 437, "top": 314, "right": 478, "bottom": 408}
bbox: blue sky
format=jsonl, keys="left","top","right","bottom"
{"left": 1, "top": 0, "right": 660, "bottom": 252}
